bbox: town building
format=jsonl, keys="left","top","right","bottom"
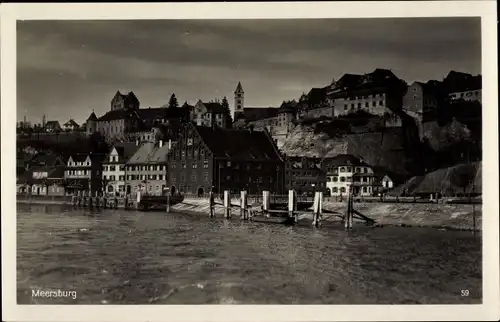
{"left": 43, "top": 120, "right": 62, "bottom": 133}
{"left": 64, "top": 153, "right": 106, "bottom": 195}
{"left": 326, "top": 69, "right": 408, "bottom": 127}
{"left": 17, "top": 165, "right": 66, "bottom": 196}
{"left": 125, "top": 140, "right": 171, "bottom": 196}
{"left": 323, "top": 154, "right": 376, "bottom": 197}
{"left": 25, "top": 151, "right": 65, "bottom": 171}
{"left": 297, "top": 87, "right": 332, "bottom": 121}
{"left": 190, "top": 100, "right": 231, "bottom": 128}
{"left": 166, "top": 123, "right": 284, "bottom": 196}
{"left": 443, "top": 71, "right": 482, "bottom": 103}
{"left": 102, "top": 142, "right": 140, "bottom": 196}
{"left": 232, "top": 82, "right": 297, "bottom": 148}
{"left": 284, "top": 156, "right": 326, "bottom": 195}
{"left": 86, "top": 91, "right": 191, "bottom": 142}
{"left": 63, "top": 119, "right": 80, "bottom": 131}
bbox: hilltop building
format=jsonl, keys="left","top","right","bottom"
{"left": 62, "top": 119, "right": 80, "bottom": 131}
{"left": 442, "top": 70, "right": 482, "bottom": 103}
{"left": 190, "top": 100, "right": 232, "bottom": 128}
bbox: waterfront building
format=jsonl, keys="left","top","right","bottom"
{"left": 25, "top": 151, "right": 65, "bottom": 171}
{"left": 284, "top": 156, "right": 326, "bottom": 195}
{"left": 102, "top": 142, "right": 140, "bottom": 196}
{"left": 64, "top": 153, "right": 106, "bottom": 195}
{"left": 323, "top": 154, "right": 376, "bottom": 197}
{"left": 166, "top": 123, "right": 284, "bottom": 195}
{"left": 17, "top": 165, "right": 66, "bottom": 196}
{"left": 125, "top": 140, "right": 171, "bottom": 196}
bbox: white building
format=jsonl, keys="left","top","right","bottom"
{"left": 323, "top": 154, "right": 376, "bottom": 197}
{"left": 102, "top": 142, "right": 140, "bottom": 196}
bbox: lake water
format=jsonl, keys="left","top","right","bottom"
{"left": 17, "top": 203, "right": 482, "bottom": 304}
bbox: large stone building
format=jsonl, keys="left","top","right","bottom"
{"left": 190, "top": 100, "right": 231, "bottom": 128}
{"left": 86, "top": 91, "right": 191, "bottom": 142}
{"left": 323, "top": 154, "right": 376, "bottom": 197}
{"left": 166, "top": 123, "right": 284, "bottom": 195}
{"left": 442, "top": 71, "right": 482, "bottom": 103}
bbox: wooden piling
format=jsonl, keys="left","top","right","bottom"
{"left": 136, "top": 191, "right": 141, "bottom": 210}
{"left": 312, "top": 191, "right": 323, "bottom": 227}
{"left": 240, "top": 190, "right": 248, "bottom": 220}
{"left": 262, "top": 190, "right": 270, "bottom": 218}
{"left": 224, "top": 190, "right": 231, "bottom": 218}
{"left": 288, "top": 190, "right": 296, "bottom": 220}
{"left": 209, "top": 191, "right": 215, "bottom": 217}
{"left": 345, "top": 190, "right": 353, "bottom": 231}
{"left": 166, "top": 193, "right": 171, "bottom": 213}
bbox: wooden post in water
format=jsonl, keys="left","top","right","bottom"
{"left": 262, "top": 190, "right": 270, "bottom": 218}
{"left": 88, "top": 191, "right": 93, "bottom": 209}
{"left": 209, "top": 191, "right": 215, "bottom": 217}
{"left": 312, "top": 191, "right": 323, "bottom": 228}
{"left": 240, "top": 190, "right": 248, "bottom": 220}
{"left": 345, "top": 190, "right": 353, "bottom": 231}
{"left": 136, "top": 191, "right": 141, "bottom": 210}
{"left": 166, "top": 193, "right": 171, "bottom": 213}
{"left": 288, "top": 190, "right": 296, "bottom": 221}
{"left": 224, "top": 190, "right": 231, "bottom": 218}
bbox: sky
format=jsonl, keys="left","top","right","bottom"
{"left": 17, "top": 18, "right": 481, "bottom": 125}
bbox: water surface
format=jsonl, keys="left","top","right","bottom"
{"left": 17, "top": 203, "right": 482, "bottom": 304}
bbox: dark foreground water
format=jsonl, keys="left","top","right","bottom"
{"left": 17, "top": 203, "right": 482, "bottom": 304}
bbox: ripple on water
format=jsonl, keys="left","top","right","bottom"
{"left": 17, "top": 207, "right": 482, "bottom": 304}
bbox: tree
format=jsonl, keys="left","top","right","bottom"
{"left": 221, "top": 96, "right": 233, "bottom": 124}
{"left": 168, "top": 93, "right": 179, "bottom": 109}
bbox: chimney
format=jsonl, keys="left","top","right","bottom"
{"left": 159, "top": 140, "right": 163, "bottom": 148}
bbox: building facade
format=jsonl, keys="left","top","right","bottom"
{"left": 64, "top": 153, "right": 106, "bottom": 195}
{"left": 284, "top": 156, "right": 326, "bottom": 195}
{"left": 190, "top": 100, "right": 231, "bottom": 128}
{"left": 166, "top": 123, "right": 284, "bottom": 196}
{"left": 102, "top": 142, "right": 140, "bottom": 196}
{"left": 443, "top": 71, "right": 482, "bottom": 103}
{"left": 323, "top": 154, "right": 376, "bottom": 197}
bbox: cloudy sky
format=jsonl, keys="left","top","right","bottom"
{"left": 17, "top": 18, "right": 481, "bottom": 124}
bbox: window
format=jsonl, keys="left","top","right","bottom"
{"left": 413, "top": 95, "right": 417, "bottom": 99}
{"left": 192, "top": 163, "right": 197, "bottom": 168}
{"left": 149, "top": 185, "right": 153, "bottom": 191}
{"left": 171, "top": 175, "right": 176, "bottom": 182}
{"left": 365, "top": 102, "right": 369, "bottom": 107}
{"left": 340, "top": 176, "right": 346, "bottom": 182}
{"left": 351, "top": 104, "right": 355, "bottom": 108}
{"left": 191, "top": 174, "right": 197, "bottom": 182}
{"left": 158, "top": 175, "right": 163, "bottom": 181}
{"left": 110, "top": 165, "right": 116, "bottom": 171}
{"left": 326, "top": 177, "right": 331, "bottom": 182}
{"left": 344, "top": 105, "right": 348, "bottom": 110}
{"left": 203, "top": 160, "right": 209, "bottom": 168}
{"left": 332, "top": 187, "right": 338, "bottom": 193}
{"left": 379, "top": 100, "right": 384, "bottom": 106}
{"left": 340, "top": 187, "right": 346, "bottom": 193}
{"left": 357, "top": 103, "right": 361, "bottom": 109}
{"left": 333, "top": 176, "right": 338, "bottom": 182}
{"left": 182, "top": 162, "right": 187, "bottom": 169}
{"left": 362, "top": 187, "right": 367, "bottom": 193}
{"left": 347, "top": 167, "right": 352, "bottom": 172}
{"left": 203, "top": 173, "right": 209, "bottom": 182}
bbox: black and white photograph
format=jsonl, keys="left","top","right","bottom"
{"left": 1, "top": 1, "right": 499, "bottom": 321}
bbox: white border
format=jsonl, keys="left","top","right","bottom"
{"left": 1, "top": 2, "right": 499, "bottom": 321}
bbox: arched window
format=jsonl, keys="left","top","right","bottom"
{"left": 339, "top": 167, "right": 345, "bottom": 172}
{"left": 108, "top": 186, "right": 114, "bottom": 193}
{"left": 340, "top": 187, "right": 346, "bottom": 193}
{"left": 332, "top": 187, "right": 338, "bottom": 193}
{"left": 340, "top": 176, "right": 345, "bottom": 182}
{"left": 347, "top": 167, "right": 352, "bottom": 172}
{"left": 326, "top": 177, "right": 331, "bottom": 182}
{"left": 333, "top": 176, "right": 338, "bottom": 182}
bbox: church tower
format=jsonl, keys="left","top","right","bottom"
{"left": 234, "top": 81, "right": 244, "bottom": 120}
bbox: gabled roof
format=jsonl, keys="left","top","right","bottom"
{"left": 69, "top": 154, "right": 90, "bottom": 163}
{"left": 322, "top": 154, "right": 369, "bottom": 167}
{"left": 106, "top": 142, "right": 140, "bottom": 164}
{"left": 138, "top": 107, "right": 190, "bottom": 120}
{"left": 241, "top": 107, "right": 280, "bottom": 122}
{"left": 63, "top": 119, "right": 79, "bottom": 127}
{"left": 87, "top": 112, "right": 98, "bottom": 121}
{"left": 28, "top": 152, "right": 64, "bottom": 167}
{"left": 44, "top": 121, "right": 61, "bottom": 129}
{"left": 126, "top": 142, "right": 155, "bottom": 164}
{"left": 98, "top": 109, "right": 140, "bottom": 122}
{"left": 443, "top": 70, "right": 481, "bottom": 93}
{"left": 195, "top": 126, "right": 282, "bottom": 161}
{"left": 17, "top": 165, "right": 66, "bottom": 184}
{"left": 202, "top": 102, "right": 227, "bottom": 114}
{"left": 147, "top": 143, "right": 170, "bottom": 163}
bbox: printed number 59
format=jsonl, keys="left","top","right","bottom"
{"left": 461, "top": 290, "right": 470, "bottom": 296}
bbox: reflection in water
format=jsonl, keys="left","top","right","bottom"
{"left": 17, "top": 204, "right": 481, "bottom": 304}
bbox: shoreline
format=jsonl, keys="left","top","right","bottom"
{"left": 17, "top": 197, "right": 482, "bottom": 232}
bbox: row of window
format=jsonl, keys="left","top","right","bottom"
{"left": 329, "top": 186, "right": 372, "bottom": 193}
{"left": 126, "top": 174, "right": 165, "bottom": 181}
{"left": 344, "top": 100, "right": 385, "bottom": 110}
{"left": 328, "top": 166, "right": 370, "bottom": 174}
{"left": 346, "top": 93, "right": 385, "bottom": 100}
{"left": 172, "top": 160, "right": 210, "bottom": 169}
{"left": 449, "top": 90, "right": 480, "bottom": 98}
{"left": 103, "top": 175, "right": 125, "bottom": 181}
{"left": 66, "top": 170, "right": 90, "bottom": 176}
{"left": 103, "top": 165, "right": 125, "bottom": 172}
{"left": 327, "top": 175, "right": 372, "bottom": 183}
{"left": 126, "top": 165, "right": 166, "bottom": 171}
{"left": 68, "top": 161, "right": 90, "bottom": 167}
